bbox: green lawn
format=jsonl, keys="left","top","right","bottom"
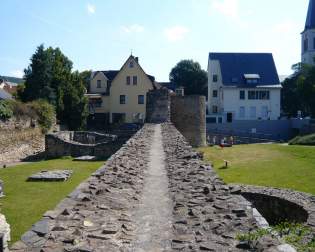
{"left": 199, "top": 144, "right": 315, "bottom": 195}
{"left": 0, "top": 158, "right": 104, "bottom": 243}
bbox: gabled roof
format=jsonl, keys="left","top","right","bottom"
{"left": 305, "top": 0, "right": 315, "bottom": 31}
{"left": 0, "top": 89, "right": 13, "bottom": 100}
{"left": 101, "top": 71, "right": 119, "bottom": 81}
{"left": 209, "top": 53, "right": 280, "bottom": 87}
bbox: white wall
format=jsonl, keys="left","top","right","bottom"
{"left": 207, "top": 59, "right": 223, "bottom": 114}
{"left": 222, "top": 88, "right": 281, "bottom": 120}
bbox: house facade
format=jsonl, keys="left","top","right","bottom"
{"left": 302, "top": 0, "right": 315, "bottom": 65}
{"left": 207, "top": 53, "right": 281, "bottom": 124}
{"left": 86, "top": 55, "right": 156, "bottom": 125}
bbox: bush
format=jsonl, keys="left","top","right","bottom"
{"left": 0, "top": 100, "right": 13, "bottom": 120}
{"left": 29, "top": 100, "right": 55, "bottom": 133}
{"left": 289, "top": 134, "right": 315, "bottom": 146}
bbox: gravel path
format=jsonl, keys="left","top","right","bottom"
{"left": 133, "top": 124, "right": 173, "bottom": 251}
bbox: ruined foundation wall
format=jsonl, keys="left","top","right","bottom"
{"left": 171, "top": 95, "right": 206, "bottom": 147}
{"left": 45, "top": 131, "right": 120, "bottom": 158}
{"left": 13, "top": 123, "right": 284, "bottom": 252}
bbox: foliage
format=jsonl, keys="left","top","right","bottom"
{"left": 0, "top": 158, "right": 104, "bottom": 244}
{"left": 0, "top": 100, "right": 13, "bottom": 120}
{"left": 236, "top": 222, "right": 315, "bottom": 252}
{"left": 20, "top": 44, "right": 89, "bottom": 130}
{"left": 289, "top": 134, "right": 315, "bottom": 146}
{"left": 79, "top": 70, "right": 92, "bottom": 92}
{"left": 199, "top": 144, "right": 315, "bottom": 195}
{"left": 169, "top": 59, "right": 208, "bottom": 97}
{"left": 282, "top": 63, "right": 315, "bottom": 117}
{"left": 29, "top": 100, "right": 56, "bottom": 133}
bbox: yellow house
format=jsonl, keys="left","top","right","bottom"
{"left": 86, "top": 55, "right": 157, "bottom": 125}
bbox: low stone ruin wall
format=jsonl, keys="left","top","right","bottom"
{"left": 232, "top": 185, "right": 315, "bottom": 229}
{"left": 45, "top": 131, "right": 121, "bottom": 158}
{"left": 12, "top": 123, "right": 288, "bottom": 251}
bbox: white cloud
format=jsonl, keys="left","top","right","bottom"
{"left": 10, "top": 70, "right": 24, "bottom": 78}
{"left": 211, "top": 0, "right": 239, "bottom": 19}
{"left": 164, "top": 26, "right": 189, "bottom": 42}
{"left": 87, "top": 3, "right": 96, "bottom": 14}
{"left": 121, "top": 24, "right": 144, "bottom": 33}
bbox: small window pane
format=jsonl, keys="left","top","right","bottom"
{"left": 126, "top": 76, "right": 130, "bottom": 85}
{"left": 138, "top": 95, "right": 144, "bottom": 104}
{"left": 240, "top": 90, "right": 245, "bottom": 100}
{"left": 212, "top": 106, "right": 218, "bottom": 114}
{"left": 120, "top": 95, "right": 126, "bottom": 104}
{"left": 133, "top": 76, "right": 137, "bottom": 85}
{"left": 97, "top": 80, "right": 101, "bottom": 88}
{"left": 212, "top": 90, "right": 218, "bottom": 98}
{"left": 129, "top": 61, "right": 134, "bottom": 68}
{"left": 213, "top": 75, "right": 218, "bottom": 82}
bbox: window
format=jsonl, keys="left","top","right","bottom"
{"left": 138, "top": 95, "right": 144, "bottom": 104}
{"left": 213, "top": 75, "right": 218, "bottom": 82}
{"left": 126, "top": 76, "right": 131, "bottom": 85}
{"left": 212, "top": 105, "right": 218, "bottom": 114}
{"left": 250, "top": 106, "right": 256, "bottom": 118}
{"left": 304, "top": 38, "right": 308, "bottom": 52}
{"left": 248, "top": 91, "right": 270, "bottom": 100}
{"left": 240, "top": 90, "right": 245, "bottom": 100}
{"left": 133, "top": 76, "right": 137, "bottom": 85}
{"left": 218, "top": 117, "right": 223, "bottom": 124}
{"left": 206, "top": 117, "right": 216, "bottom": 124}
{"left": 212, "top": 90, "right": 218, "bottom": 98}
{"left": 246, "top": 79, "right": 258, "bottom": 84}
{"left": 239, "top": 106, "right": 245, "bottom": 118}
{"left": 261, "top": 106, "right": 268, "bottom": 118}
{"left": 120, "top": 95, "right": 126, "bottom": 104}
{"left": 129, "top": 61, "right": 134, "bottom": 68}
{"left": 97, "top": 80, "right": 101, "bottom": 88}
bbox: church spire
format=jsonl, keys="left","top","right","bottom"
{"left": 305, "top": 0, "right": 315, "bottom": 31}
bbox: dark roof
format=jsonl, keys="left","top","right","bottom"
{"left": 0, "top": 76, "right": 23, "bottom": 84}
{"left": 305, "top": 0, "right": 315, "bottom": 30}
{"left": 0, "top": 89, "right": 12, "bottom": 100}
{"left": 101, "top": 71, "right": 119, "bottom": 81}
{"left": 209, "top": 53, "right": 280, "bottom": 86}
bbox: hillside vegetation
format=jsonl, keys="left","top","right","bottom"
{"left": 289, "top": 134, "right": 315, "bottom": 146}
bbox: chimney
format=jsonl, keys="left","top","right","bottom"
{"left": 135, "top": 57, "right": 139, "bottom": 63}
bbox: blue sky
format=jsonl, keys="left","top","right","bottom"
{"left": 0, "top": 0, "right": 309, "bottom": 81}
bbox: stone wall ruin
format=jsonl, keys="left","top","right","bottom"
{"left": 45, "top": 131, "right": 121, "bottom": 158}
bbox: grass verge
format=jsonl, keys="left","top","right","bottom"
{"left": 199, "top": 144, "right": 315, "bottom": 195}
{"left": 0, "top": 157, "right": 104, "bottom": 243}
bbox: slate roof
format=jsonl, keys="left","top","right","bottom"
{"left": 101, "top": 71, "right": 119, "bottom": 81}
{"left": 305, "top": 0, "right": 315, "bottom": 30}
{"left": 209, "top": 53, "right": 280, "bottom": 87}
{"left": 0, "top": 89, "right": 13, "bottom": 100}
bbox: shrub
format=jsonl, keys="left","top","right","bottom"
{"left": 29, "top": 100, "right": 55, "bottom": 133}
{"left": 289, "top": 134, "right": 315, "bottom": 146}
{"left": 0, "top": 100, "right": 13, "bottom": 120}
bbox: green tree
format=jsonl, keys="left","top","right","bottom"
{"left": 20, "top": 44, "right": 89, "bottom": 130}
{"left": 282, "top": 63, "right": 315, "bottom": 117}
{"left": 169, "top": 59, "right": 208, "bottom": 97}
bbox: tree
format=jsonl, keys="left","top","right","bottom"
{"left": 20, "top": 44, "right": 89, "bottom": 130}
{"left": 282, "top": 63, "right": 315, "bottom": 117}
{"left": 169, "top": 60, "right": 208, "bottom": 97}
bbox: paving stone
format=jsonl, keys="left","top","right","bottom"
{"left": 27, "top": 170, "right": 72, "bottom": 182}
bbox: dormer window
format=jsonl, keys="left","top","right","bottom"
{"left": 244, "top": 74, "right": 260, "bottom": 84}
{"left": 129, "top": 61, "right": 134, "bottom": 68}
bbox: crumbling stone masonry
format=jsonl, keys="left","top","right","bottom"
{"left": 170, "top": 95, "right": 207, "bottom": 147}
{"left": 146, "top": 88, "right": 171, "bottom": 123}
{"left": 12, "top": 123, "right": 288, "bottom": 251}
{"left": 45, "top": 131, "right": 120, "bottom": 158}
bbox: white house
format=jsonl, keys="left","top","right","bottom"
{"left": 207, "top": 53, "right": 282, "bottom": 123}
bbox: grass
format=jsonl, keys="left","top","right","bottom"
{"left": 199, "top": 144, "right": 315, "bottom": 195}
{"left": 0, "top": 157, "right": 104, "bottom": 244}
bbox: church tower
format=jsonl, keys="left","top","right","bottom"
{"left": 302, "top": 0, "right": 315, "bottom": 65}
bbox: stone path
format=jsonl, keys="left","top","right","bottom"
{"left": 133, "top": 124, "right": 173, "bottom": 251}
